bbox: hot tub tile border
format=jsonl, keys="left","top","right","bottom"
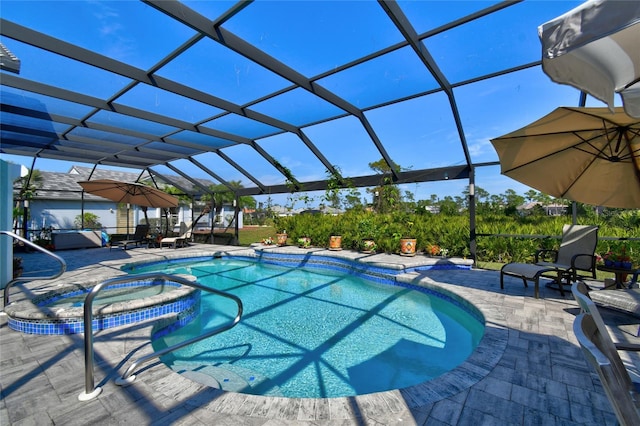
{"left": 7, "top": 291, "right": 200, "bottom": 335}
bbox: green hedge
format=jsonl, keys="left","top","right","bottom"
{"left": 272, "top": 211, "right": 640, "bottom": 264}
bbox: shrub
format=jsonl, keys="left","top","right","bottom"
{"left": 74, "top": 212, "right": 102, "bottom": 229}
{"left": 267, "top": 211, "right": 639, "bottom": 264}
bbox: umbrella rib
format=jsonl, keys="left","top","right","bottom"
{"left": 574, "top": 124, "right": 637, "bottom": 162}
{"left": 626, "top": 129, "right": 640, "bottom": 188}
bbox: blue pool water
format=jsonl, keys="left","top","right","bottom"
{"left": 136, "top": 257, "right": 484, "bottom": 398}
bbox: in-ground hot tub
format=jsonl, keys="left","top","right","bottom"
{"left": 4, "top": 275, "right": 200, "bottom": 335}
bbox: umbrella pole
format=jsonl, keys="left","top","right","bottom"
{"left": 126, "top": 203, "right": 130, "bottom": 239}
{"left": 142, "top": 206, "right": 149, "bottom": 225}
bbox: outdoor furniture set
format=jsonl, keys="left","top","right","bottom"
{"left": 500, "top": 224, "right": 599, "bottom": 299}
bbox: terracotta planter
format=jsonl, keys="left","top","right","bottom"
{"left": 329, "top": 235, "right": 342, "bottom": 251}
{"left": 399, "top": 238, "right": 417, "bottom": 257}
{"left": 276, "top": 233, "right": 288, "bottom": 246}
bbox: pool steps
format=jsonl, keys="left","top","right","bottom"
{"left": 176, "top": 363, "right": 283, "bottom": 396}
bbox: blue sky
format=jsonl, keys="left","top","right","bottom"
{"left": 0, "top": 0, "right": 614, "bottom": 207}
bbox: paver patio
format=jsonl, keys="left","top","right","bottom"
{"left": 1, "top": 243, "right": 639, "bottom": 425}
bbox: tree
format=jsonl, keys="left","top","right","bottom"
{"left": 323, "top": 166, "right": 357, "bottom": 210}
{"left": 343, "top": 190, "right": 363, "bottom": 211}
{"left": 13, "top": 169, "right": 43, "bottom": 236}
{"left": 368, "top": 159, "right": 402, "bottom": 213}
{"left": 15, "top": 169, "right": 43, "bottom": 200}
{"left": 503, "top": 189, "right": 525, "bottom": 209}
{"left": 524, "top": 189, "right": 538, "bottom": 203}
{"left": 201, "top": 181, "right": 256, "bottom": 229}
{"left": 488, "top": 194, "right": 505, "bottom": 211}
{"left": 156, "top": 185, "right": 186, "bottom": 235}
{"left": 395, "top": 189, "right": 416, "bottom": 213}
{"left": 438, "top": 196, "right": 459, "bottom": 216}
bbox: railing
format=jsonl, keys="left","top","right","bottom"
{"left": 79, "top": 272, "right": 243, "bottom": 401}
{"left": 1, "top": 230, "right": 67, "bottom": 306}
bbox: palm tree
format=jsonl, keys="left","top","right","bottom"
{"left": 201, "top": 181, "right": 256, "bottom": 230}
{"left": 14, "top": 169, "right": 43, "bottom": 236}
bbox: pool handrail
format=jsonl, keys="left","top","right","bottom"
{"left": 1, "top": 230, "right": 67, "bottom": 306}
{"left": 79, "top": 272, "right": 243, "bottom": 401}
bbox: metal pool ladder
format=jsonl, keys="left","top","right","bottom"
{"left": 1, "top": 230, "right": 67, "bottom": 306}
{"left": 79, "top": 272, "right": 243, "bottom": 401}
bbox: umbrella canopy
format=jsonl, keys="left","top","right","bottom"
{"left": 539, "top": 0, "right": 640, "bottom": 118}
{"left": 78, "top": 179, "right": 179, "bottom": 208}
{"left": 490, "top": 106, "right": 640, "bottom": 209}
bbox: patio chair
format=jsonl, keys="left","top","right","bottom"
{"left": 571, "top": 282, "right": 640, "bottom": 352}
{"left": 111, "top": 224, "right": 149, "bottom": 251}
{"left": 500, "top": 224, "right": 598, "bottom": 298}
{"left": 585, "top": 278, "right": 640, "bottom": 321}
{"left": 160, "top": 222, "right": 192, "bottom": 249}
{"left": 573, "top": 313, "right": 640, "bottom": 426}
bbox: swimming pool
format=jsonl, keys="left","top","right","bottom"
{"left": 134, "top": 256, "right": 484, "bottom": 398}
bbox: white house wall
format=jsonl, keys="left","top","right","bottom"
{"left": 27, "top": 200, "right": 241, "bottom": 236}
{"left": 32, "top": 200, "right": 117, "bottom": 231}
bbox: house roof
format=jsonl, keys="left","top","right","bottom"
{"left": 15, "top": 165, "right": 216, "bottom": 201}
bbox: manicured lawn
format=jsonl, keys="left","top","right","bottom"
{"left": 238, "top": 226, "right": 275, "bottom": 246}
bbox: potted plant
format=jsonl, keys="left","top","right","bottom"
{"left": 426, "top": 244, "right": 443, "bottom": 257}
{"left": 357, "top": 218, "right": 378, "bottom": 253}
{"left": 619, "top": 247, "right": 633, "bottom": 269}
{"left": 361, "top": 239, "right": 377, "bottom": 253}
{"left": 329, "top": 234, "right": 342, "bottom": 251}
{"left": 298, "top": 236, "right": 311, "bottom": 248}
{"left": 398, "top": 221, "right": 417, "bottom": 257}
{"left": 276, "top": 229, "right": 288, "bottom": 246}
{"left": 602, "top": 251, "right": 615, "bottom": 267}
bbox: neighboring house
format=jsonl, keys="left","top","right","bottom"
{"left": 517, "top": 202, "right": 568, "bottom": 216}
{"left": 423, "top": 205, "right": 440, "bottom": 214}
{"left": 270, "top": 205, "right": 297, "bottom": 217}
{"left": 13, "top": 166, "right": 242, "bottom": 238}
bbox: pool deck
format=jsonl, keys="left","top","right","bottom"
{"left": 2, "top": 243, "right": 639, "bottom": 425}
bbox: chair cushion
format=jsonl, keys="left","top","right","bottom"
{"left": 502, "top": 263, "right": 557, "bottom": 280}
{"left": 536, "top": 261, "right": 571, "bottom": 270}
{"left": 590, "top": 288, "right": 640, "bottom": 318}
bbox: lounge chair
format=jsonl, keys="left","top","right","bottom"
{"left": 111, "top": 224, "right": 149, "bottom": 251}
{"left": 573, "top": 313, "right": 640, "bottom": 425}
{"left": 500, "top": 224, "right": 598, "bottom": 298}
{"left": 582, "top": 271, "right": 640, "bottom": 321}
{"left": 160, "top": 222, "right": 192, "bottom": 249}
{"left": 571, "top": 282, "right": 640, "bottom": 352}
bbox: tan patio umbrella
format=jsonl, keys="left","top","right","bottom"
{"left": 78, "top": 179, "right": 179, "bottom": 208}
{"left": 539, "top": 0, "right": 640, "bottom": 118}
{"left": 78, "top": 179, "right": 179, "bottom": 233}
{"left": 490, "top": 106, "right": 640, "bottom": 209}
